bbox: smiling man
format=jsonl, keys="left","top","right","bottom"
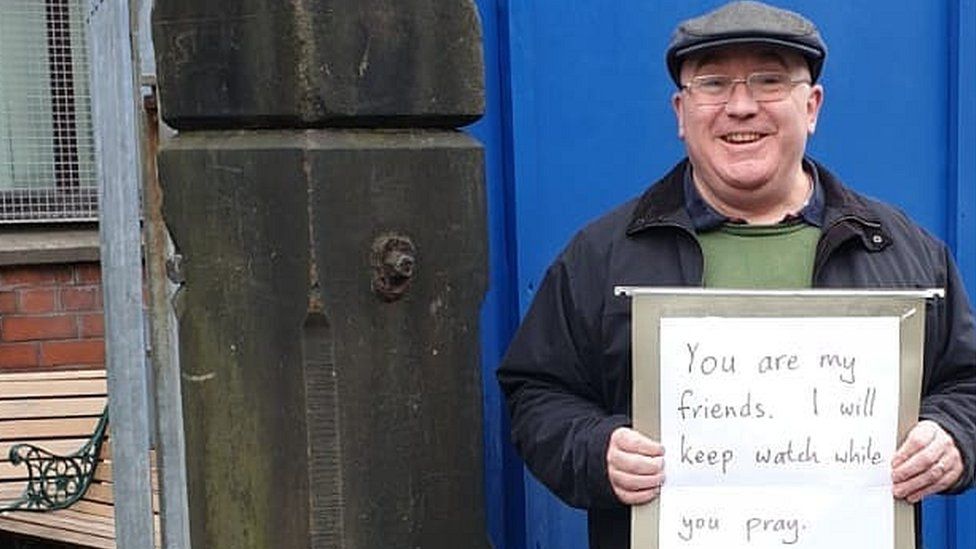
{"left": 497, "top": 2, "right": 976, "bottom": 548}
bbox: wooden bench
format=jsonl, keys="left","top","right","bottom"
{"left": 0, "top": 369, "right": 159, "bottom": 548}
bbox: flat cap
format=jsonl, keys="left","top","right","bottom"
{"left": 666, "top": 1, "right": 827, "bottom": 86}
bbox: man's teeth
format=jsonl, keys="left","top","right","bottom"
{"left": 723, "top": 132, "right": 763, "bottom": 143}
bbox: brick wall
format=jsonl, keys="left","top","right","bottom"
{"left": 0, "top": 263, "right": 104, "bottom": 372}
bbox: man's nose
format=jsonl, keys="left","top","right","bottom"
{"left": 724, "top": 81, "right": 759, "bottom": 116}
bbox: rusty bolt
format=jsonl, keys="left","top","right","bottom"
{"left": 390, "top": 251, "right": 415, "bottom": 278}
{"left": 371, "top": 234, "right": 417, "bottom": 302}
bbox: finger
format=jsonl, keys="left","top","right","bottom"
{"left": 893, "top": 462, "right": 948, "bottom": 501}
{"left": 892, "top": 421, "right": 938, "bottom": 468}
{"left": 938, "top": 445, "right": 965, "bottom": 488}
{"left": 608, "top": 448, "right": 664, "bottom": 476}
{"left": 901, "top": 464, "right": 957, "bottom": 503}
{"left": 614, "top": 485, "right": 660, "bottom": 506}
{"left": 608, "top": 468, "right": 665, "bottom": 492}
{"left": 612, "top": 428, "right": 664, "bottom": 457}
{"left": 899, "top": 447, "right": 964, "bottom": 502}
{"left": 891, "top": 440, "right": 943, "bottom": 485}
{"left": 611, "top": 427, "right": 664, "bottom": 455}
{"left": 892, "top": 425, "right": 946, "bottom": 483}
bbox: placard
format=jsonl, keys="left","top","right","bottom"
{"left": 618, "top": 288, "right": 940, "bottom": 549}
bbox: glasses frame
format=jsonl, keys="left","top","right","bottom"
{"left": 681, "top": 72, "right": 812, "bottom": 106}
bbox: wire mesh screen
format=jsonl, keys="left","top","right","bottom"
{"left": 0, "top": 0, "right": 97, "bottom": 223}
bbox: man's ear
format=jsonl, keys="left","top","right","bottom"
{"left": 806, "top": 84, "right": 824, "bottom": 134}
{"left": 672, "top": 92, "right": 686, "bottom": 139}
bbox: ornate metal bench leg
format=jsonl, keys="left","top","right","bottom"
{"left": 0, "top": 410, "right": 108, "bottom": 513}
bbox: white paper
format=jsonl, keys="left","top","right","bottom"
{"left": 658, "top": 316, "right": 900, "bottom": 548}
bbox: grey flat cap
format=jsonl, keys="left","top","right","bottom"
{"left": 666, "top": 1, "right": 827, "bottom": 86}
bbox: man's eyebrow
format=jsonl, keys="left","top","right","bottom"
{"left": 753, "top": 49, "right": 790, "bottom": 68}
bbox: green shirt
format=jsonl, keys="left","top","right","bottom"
{"left": 698, "top": 221, "right": 821, "bottom": 289}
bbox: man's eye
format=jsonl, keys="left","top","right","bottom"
{"left": 753, "top": 73, "right": 788, "bottom": 86}
{"left": 696, "top": 77, "right": 729, "bottom": 92}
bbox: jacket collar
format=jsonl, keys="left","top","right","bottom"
{"left": 627, "top": 157, "right": 889, "bottom": 250}
{"left": 625, "top": 160, "right": 692, "bottom": 235}
{"left": 813, "top": 159, "right": 891, "bottom": 253}
{"left": 812, "top": 159, "right": 883, "bottom": 228}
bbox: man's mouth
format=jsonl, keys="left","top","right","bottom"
{"left": 721, "top": 132, "right": 766, "bottom": 144}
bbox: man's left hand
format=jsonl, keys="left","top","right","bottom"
{"left": 891, "top": 420, "right": 963, "bottom": 503}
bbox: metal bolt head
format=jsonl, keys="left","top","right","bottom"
{"left": 390, "top": 251, "right": 415, "bottom": 278}
{"left": 371, "top": 234, "right": 417, "bottom": 302}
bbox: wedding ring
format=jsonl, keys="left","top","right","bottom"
{"left": 933, "top": 460, "right": 946, "bottom": 476}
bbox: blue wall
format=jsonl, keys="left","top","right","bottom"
{"left": 470, "top": 1, "right": 976, "bottom": 547}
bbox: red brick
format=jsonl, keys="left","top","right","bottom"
{"left": 41, "top": 339, "right": 105, "bottom": 366}
{"left": 74, "top": 263, "right": 102, "bottom": 285}
{"left": 0, "top": 291, "right": 15, "bottom": 313}
{"left": 79, "top": 313, "right": 105, "bottom": 338}
{"left": 61, "top": 286, "right": 101, "bottom": 312}
{"left": 19, "top": 289, "right": 57, "bottom": 314}
{"left": 0, "top": 265, "right": 72, "bottom": 288}
{"left": 2, "top": 315, "right": 77, "bottom": 342}
{"left": 0, "top": 342, "right": 39, "bottom": 368}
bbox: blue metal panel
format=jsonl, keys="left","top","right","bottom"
{"left": 505, "top": 5, "right": 682, "bottom": 546}
{"left": 800, "top": 2, "right": 949, "bottom": 236}
{"left": 487, "top": 1, "right": 976, "bottom": 547}
{"left": 507, "top": 2, "right": 685, "bottom": 308}
{"left": 924, "top": 498, "right": 950, "bottom": 549}
{"left": 948, "top": 1, "right": 976, "bottom": 548}
{"left": 950, "top": 0, "right": 976, "bottom": 295}
{"left": 469, "top": 1, "right": 525, "bottom": 548}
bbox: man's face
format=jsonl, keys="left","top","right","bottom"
{"left": 672, "top": 45, "right": 824, "bottom": 202}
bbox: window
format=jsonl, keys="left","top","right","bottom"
{"left": 0, "top": 0, "right": 97, "bottom": 223}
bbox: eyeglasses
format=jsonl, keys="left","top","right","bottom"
{"left": 681, "top": 72, "right": 811, "bottom": 105}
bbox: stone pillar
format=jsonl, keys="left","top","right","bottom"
{"left": 152, "top": 3, "right": 488, "bottom": 547}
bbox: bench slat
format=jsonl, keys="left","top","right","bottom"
{"left": 9, "top": 507, "right": 119, "bottom": 538}
{"left": 0, "top": 462, "right": 30, "bottom": 482}
{"left": 0, "top": 397, "right": 106, "bottom": 420}
{"left": 0, "top": 379, "right": 107, "bottom": 399}
{"left": 0, "top": 438, "right": 95, "bottom": 459}
{"left": 0, "top": 370, "right": 106, "bottom": 382}
{"left": 0, "top": 512, "right": 116, "bottom": 549}
{"left": 95, "top": 461, "right": 160, "bottom": 490}
{"left": 69, "top": 498, "right": 115, "bottom": 519}
{"left": 0, "top": 483, "right": 24, "bottom": 502}
{"left": 0, "top": 416, "right": 103, "bottom": 441}
{"left": 82, "top": 480, "right": 161, "bottom": 512}
{"left": 82, "top": 481, "right": 114, "bottom": 506}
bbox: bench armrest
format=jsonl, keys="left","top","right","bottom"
{"left": 0, "top": 409, "right": 109, "bottom": 513}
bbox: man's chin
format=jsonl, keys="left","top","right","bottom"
{"left": 715, "top": 171, "right": 775, "bottom": 193}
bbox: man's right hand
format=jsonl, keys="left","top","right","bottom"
{"left": 606, "top": 427, "right": 665, "bottom": 505}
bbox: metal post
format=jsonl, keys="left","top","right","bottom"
{"left": 143, "top": 82, "right": 193, "bottom": 549}
{"left": 88, "top": 0, "right": 156, "bottom": 547}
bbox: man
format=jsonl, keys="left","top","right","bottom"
{"left": 496, "top": 2, "right": 976, "bottom": 548}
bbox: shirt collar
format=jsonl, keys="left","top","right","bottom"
{"left": 683, "top": 157, "right": 825, "bottom": 231}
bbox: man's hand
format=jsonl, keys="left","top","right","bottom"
{"left": 892, "top": 420, "right": 963, "bottom": 503}
{"left": 607, "top": 427, "right": 665, "bottom": 505}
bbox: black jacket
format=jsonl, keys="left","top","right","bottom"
{"left": 497, "top": 159, "right": 976, "bottom": 549}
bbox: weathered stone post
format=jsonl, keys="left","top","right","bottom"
{"left": 151, "top": 3, "right": 488, "bottom": 547}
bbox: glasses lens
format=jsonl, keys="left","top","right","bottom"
{"left": 687, "top": 75, "right": 730, "bottom": 105}
{"left": 748, "top": 73, "right": 791, "bottom": 100}
{"left": 696, "top": 76, "right": 731, "bottom": 96}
